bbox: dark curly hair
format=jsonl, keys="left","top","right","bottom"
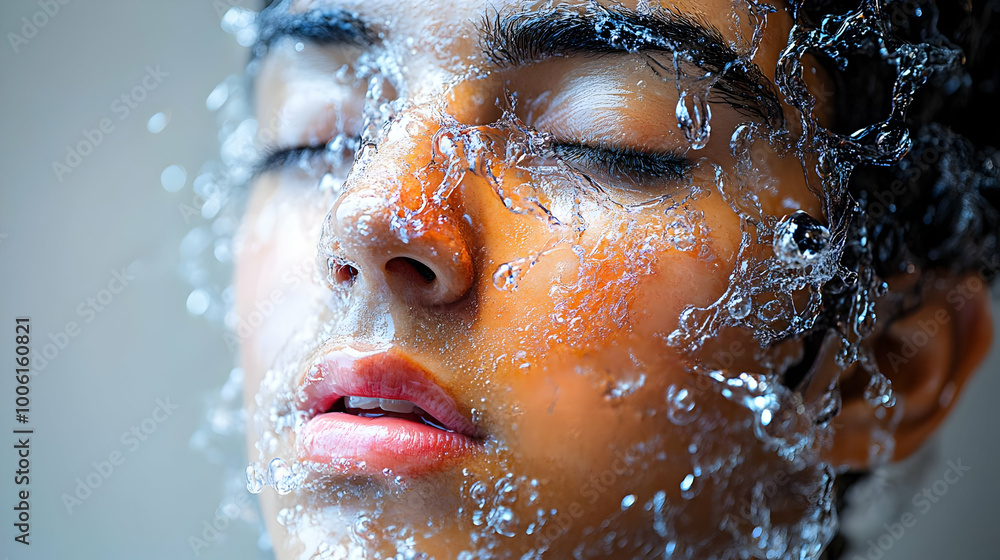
{"left": 794, "top": 2, "right": 999, "bottom": 557}
{"left": 809, "top": 0, "right": 1000, "bottom": 282}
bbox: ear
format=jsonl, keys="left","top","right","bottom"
{"left": 823, "top": 273, "right": 994, "bottom": 470}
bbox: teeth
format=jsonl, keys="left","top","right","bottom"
{"left": 345, "top": 396, "right": 416, "bottom": 414}
{"left": 346, "top": 396, "right": 381, "bottom": 410}
{"left": 378, "top": 398, "right": 416, "bottom": 414}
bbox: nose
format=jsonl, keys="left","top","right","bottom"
{"left": 321, "top": 115, "right": 474, "bottom": 306}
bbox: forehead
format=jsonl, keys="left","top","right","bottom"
{"left": 278, "top": 0, "right": 784, "bottom": 50}
{"left": 263, "top": 0, "right": 796, "bottom": 102}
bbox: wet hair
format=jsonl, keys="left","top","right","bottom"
{"left": 812, "top": 0, "right": 1000, "bottom": 283}
{"left": 798, "top": 3, "right": 999, "bottom": 557}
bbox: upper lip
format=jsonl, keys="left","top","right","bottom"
{"left": 296, "top": 346, "right": 479, "bottom": 438}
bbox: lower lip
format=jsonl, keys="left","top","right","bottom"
{"left": 298, "top": 412, "right": 477, "bottom": 475}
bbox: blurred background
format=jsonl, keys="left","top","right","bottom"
{"left": 0, "top": 1, "right": 997, "bottom": 558}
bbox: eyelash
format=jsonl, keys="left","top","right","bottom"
{"left": 550, "top": 143, "right": 691, "bottom": 182}
{"left": 254, "top": 141, "right": 691, "bottom": 184}
{"left": 253, "top": 145, "right": 346, "bottom": 178}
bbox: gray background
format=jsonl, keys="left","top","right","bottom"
{"left": 0, "top": 1, "right": 997, "bottom": 558}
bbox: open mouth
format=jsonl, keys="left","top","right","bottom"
{"left": 295, "top": 348, "right": 480, "bottom": 474}
{"left": 329, "top": 396, "right": 454, "bottom": 432}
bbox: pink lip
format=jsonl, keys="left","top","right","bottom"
{"left": 296, "top": 347, "right": 480, "bottom": 474}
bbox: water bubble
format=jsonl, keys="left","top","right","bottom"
{"left": 621, "top": 494, "right": 636, "bottom": 510}
{"left": 864, "top": 371, "right": 896, "bottom": 408}
{"left": 666, "top": 385, "right": 699, "bottom": 426}
{"left": 186, "top": 289, "right": 211, "bottom": 316}
{"left": 675, "top": 88, "right": 713, "bottom": 150}
{"left": 773, "top": 211, "right": 831, "bottom": 267}
{"left": 469, "top": 480, "right": 488, "bottom": 508}
{"left": 351, "top": 514, "right": 376, "bottom": 543}
{"left": 245, "top": 463, "right": 263, "bottom": 494}
{"left": 160, "top": 164, "right": 187, "bottom": 192}
{"left": 146, "top": 111, "right": 169, "bottom": 134}
{"left": 267, "top": 457, "right": 303, "bottom": 495}
{"left": 727, "top": 294, "right": 752, "bottom": 320}
{"left": 487, "top": 506, "right": 518, "bottom": 537}
{"left": 205, "top": 82, "right": 229, "bottom": 112}
{"left": 756, "top": 298, "right": 786, "bottom": 323}
{"left": 680, "top": 474, "right": 694, "bottom": 492}
{"left": 277, "top": 506, "right": 301, "bottom": 527}
{"left": 492, "top": 262, "right": 520, "bottom": 291}
{"left": 651, "top": 490, "right": 669, "bottom": 537}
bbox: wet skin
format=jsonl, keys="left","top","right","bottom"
{"left": 236, "top": 0, "right": 993, "bottom": 558}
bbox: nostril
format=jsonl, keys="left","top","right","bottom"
{"left": 338, "top": 264, "right": 360, "bottom": 283}
{"left": 327, "top": 258, "right": 359, "bottom": 287}
{"left": 386, "top": 257, "right": 437, "bottom": 284}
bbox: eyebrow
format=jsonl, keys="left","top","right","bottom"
{"left": 481, "top": 5, "right": 785, "bottom": 128}
{"left": 253, "top": 6, "right": 375, "bottom": 57}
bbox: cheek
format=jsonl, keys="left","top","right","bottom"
{"left": 527, "top": 188, "right": 742, "bottom": 352}
{"left": 235, "top": 184, "right": 329, "bottom": 390}
{"left": 485, "top": 188, "right": 744, "bottom": 443}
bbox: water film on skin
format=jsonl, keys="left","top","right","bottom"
{"left": 183, "top": 1, "right": 971, "bottom": 558}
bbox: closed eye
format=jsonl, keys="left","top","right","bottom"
{"left": 550, "top": 142, "right": 691, "bottom": 184}
{"left": 252, "top": 140, "right": 355, "bottom": 180}
{"left": 253, "top": 140, "right": 691, "bottom": 188}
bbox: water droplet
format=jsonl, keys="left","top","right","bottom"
{"left": 205, "top": 82, "right": 229, "bottom": 111}
{"left": 492, "top": 262, "right": 519, "bottom": 291}
{"left": 146, "top": 111, "right": 169, "bottom": 134}
{"left": 621, "top": 494, "right": 636, "bottom": 510}
{"left": 469, "top": 480, "right": 488, "bottom": 508}
{"left": 277, "top": 506, "right": 299, "bottom": 527}
{"left": 727, "top": 294, "right": 752, "bottom": 320}
{"left": 160, "top": 164, "right": 187, "bottom": 192}
{"left": 246, "top": 463, "right": 263, "bottom": 494}
{"left": 267, "top": 457, "right": 302, "bottom": 495}
{"left": 487, "top": 506, "right": 518, "bottom": 537}
{"left": 666, "top": 385, "right": 699, "bottom": 426}
{"left": 186, "top": 289, "right": 210, "bottom": 316}
{"left": 680, "top": 474, "right": 694, "bottom": 492}
{"left": 773, "top": 211, "right": 831, "bottom": 267}
{"left": 351, "top": 514, "right": 376, "bottom": 543}
{"left": 864, "top": 371, "right": 896, "bottom": 408}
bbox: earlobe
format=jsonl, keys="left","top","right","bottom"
{"left": 823, "top": 273, "right": 994, "bottom": 470}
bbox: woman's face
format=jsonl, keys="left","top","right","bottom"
{"left": 236, "top": 0, "right": 839, "bottom": 557}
